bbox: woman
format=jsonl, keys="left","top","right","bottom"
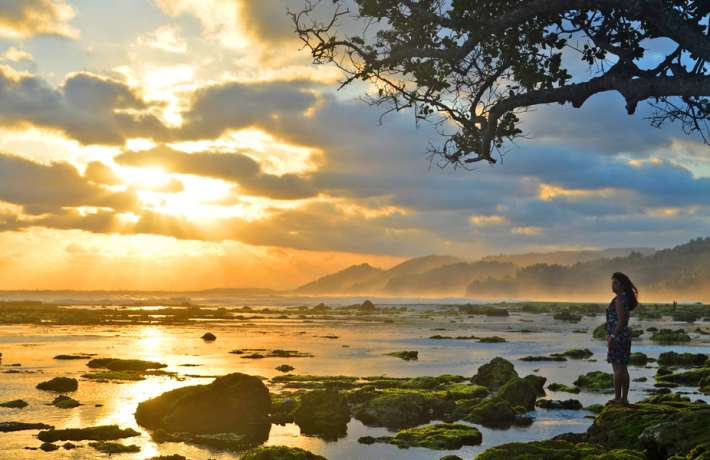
{"left": 606, "top": 272, "right": 638, "bottom": 405}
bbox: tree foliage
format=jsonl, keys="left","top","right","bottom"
{"left": 291, "top": 0, "right": 710, "bottom": 166}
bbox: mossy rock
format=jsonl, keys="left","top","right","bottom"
{"left": 40, "top": 442, "right": 59, "bottom": 452}
{"left": 561, "top": 348, "right": 594, "bottom": 359}
{"left": 388, "top": 423, "right": 482, "bottom": 449}
{"left": 553, "top": 311, "right": 582, "bottom": 322}
{"left": 87, "top": 358, "right": 167, "bottom": 371}
{"left": 444, "top": 383, "right": 490, "bottom": 399}
{"left": 52, "top": 395, "right": 80, "bottom": 409}
{"left": 479, "top": 336, "right": 506, "bottom": 343}
{"left": 548, "top": 383, "right": 581, "bottom": 394}
{"left": 535, "top": 399, "right": 583, "bottom": 410}
{"left": 523, "top": 374, "right": 547, "bottom": 396}
{"left": 276, "top": 364, "right": 295, "bottom": 373}
{"left": 240, "top": 446, "right": 328, "bottom": 460}
{"left": 593, "top": 323, "right": 608, "bottom": 339}
{"left": 656, "top": 367, "right": 710, "bottom": 386}
{"left": 36, "top": 377, "right": 78, "bottom": 392}
{"left": 353, "top": 390, "right": 453, "bottom": 430}
{"left": 650, "top": 329, "right": 691, "bottom": 343}
{"left": 629, "top": 353, "right": 649, "bottom": 366}
{"left": 471, "top": 357, "right": 519, "bottom": 390}
{"left": 89, "top": 441, "right": 140, "bottom": 454}
{"left": 574, "top": 371, "right": 614, "bottom": 391}
{"left": 385, "top": 351, "right": 418, "bottom": 360}
{"left": 658, "top": 352, "right": 708, "bottom": 368}
{"left": 135, "top": 373, "right": 270, "bottom": 442}
{"left": 520, "top": 355, "right": 567, "bottom": 362}
{"left": 585, "top": 404, "right": 604, "bottom": 414}
{"left": 38, "top": 425, "right": 139, "bottom": 442}
{"left": 465, "top": 396, "right": 517, "bottom": 428}
{"left": 496, "top": 377, "right": 538, "bottom": 411}
{"left": 0, "top": 422, "right": 53, "bottom": 432}
{"left": 0, "top": 399, "right": 28, "bottom": 408}
{"left": 587, "top": 393, "right": 710, "bottom": 456}
{"left": 474, "top": 440, "right": 646, "bottom": 460}
{"left": 201, "top": 332, "right": 217, "bottom": 341}
{"left": 293, "top": 389, "right": 350, "bottom": 439}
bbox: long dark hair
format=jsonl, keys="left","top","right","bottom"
{"left": 612, "top": 272, "right": 638, "bottom": 310}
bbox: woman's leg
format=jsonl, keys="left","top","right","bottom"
{"left": 612, "top": 363, "right": 623, "bottom": 401}
{"left": 621, "top": 365, "right": 630, "bottom": 403}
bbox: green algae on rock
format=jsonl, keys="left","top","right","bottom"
{"left": 473, "top": 440, "right": 646, "bottom": 460}
{"left": 89, "top": 441, "right": 140, "bottom": 454}
{"left": 240, "top": 445, "right": 328, "bottom": 460}
{"left": 292, "top": 389, "right": 350, "bottom": 439}
{"left": 629, "top": 352, "right": 649, "bottom": 366}
{"left": 276, "top": 364, "right": 295, "bottom": 373}
{"left": 658, "top": 352, "right": 708, "bottom": 367}
{"left": 548, "top": 383, "right": 581, "bottom": 394}
{"left": 0, "top": 399, "right": 28, "bottom": 408}
{"left": 593, "top": 323, "right": 608, "bottom": 339}
{"left": 51, "top": 395, "right": 80, "bottom": 409}
{"left": 464, "top": 396, "right": 519, "bottom": 428}
{"left": 0, "top": 421, "right": 52, "bottom": 432}
{"left": 38, "top": 425, "right": 140, "bottom": 442}
{"left": 561, "top": 348, "right": 594, "bottom": 359}
{"left": 36, "top": 377, "right": 78, "bottom": 392}
{"left": 135, "top": 372, "right": 270, "bottom": 446}
{"left": 375, "top": 423, "right": 482, "bottom": 450}
{"left": 656, "top": 367, "right": 710, "bottom": 386}
{"left": 87, "top": 358, "right": 167, "bottom": 371}
{"left": 352, "top": 390, "right": 455, "bottom": 430}
{"left": 385, "top": 351, "right": 418, "bottom": 360}
{"left": 574, "top": 371, "right": 614, "bottom": 391}
{"left": 496, "top": 376, "right": 539, "bottom": 411}
{"left": 520, "top": 354, "right": 567, "bottom": 362}
{"left": 650, "top": 329, "right": 691, "bottom": 343}
{"left": 471, "top": 357, "right": 518, "bottom": 390}
{"left": 535, "top": 399, "right": 583, "bottom": 410}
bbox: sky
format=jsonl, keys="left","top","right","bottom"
{"left": 0, "top": 0, "right": 708, "bottom": 290}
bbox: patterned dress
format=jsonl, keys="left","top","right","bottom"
{"left": 606, "top": 292, "right": 632, "bottom": 365}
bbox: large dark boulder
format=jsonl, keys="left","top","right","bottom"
{"left": 496, "top": 377, "right": 538, "bottom": 411}
{"left": 135, "top": 373, "right": 270, "bottom": 441}
{"left": 36, "top": 377, "right": 78, "bottom": 392}
{"left": 471, "top": 357, "right": 518, "bottom": 390}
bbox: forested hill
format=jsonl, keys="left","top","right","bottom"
{"left": 467, "top": 237, "right": 710, "bottom": 301}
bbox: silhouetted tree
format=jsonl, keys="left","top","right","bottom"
{"left": 292, "top": 1, "right": 710, "bottom": 165}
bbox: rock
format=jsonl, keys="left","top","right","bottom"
{"left": 40, "top": 442, "right": 59, "bottom": 452}
{"left": 276, "top": 364, "right": 295, "bottom": 373}
{"left": 585, "top": 404, "right": 604, "bottom": 414}
{"left": 523, "top": 374, "right": 547, "bottom": 396}
{"left": 0, "top": 399, "right": 28, "bottom": 408}
{"left": 53, "top": 354, "right": 93, "bottom": 360}
{"left": 36, "top": 377, "right": 78, "bottom": 392}
{"left": 560, "top": 348, "right": 594, "bottom": 359}
{"left": 573, "top": 371, "right": 614, "bottom": 391}
{"left": 52, "top": 395, "right": 80, "bottom": 409}
{"left": 656, "top": 367, "right": 710, "bottom": 386}
{"left": 135, "top": 372, "right": 270, "bottom": 442}
{"left": 474, "top": 440, "right": 645, "bottom": 460}
{"left": 353, "top": 391, "right": 453, "bottom": 430}
{"left": 147, "top": 456, "right": 188, "bottom": 460}
{"left": 520, "top": 355, "right": 567, "bottom": 362}
{"left": 89, "top": 441, "right": 140, "bottom": 454}
{"left": 465, "top": 396, "right": 517, "bottom": 428}
{"left": 0, "top": 422, "right": 52, "bottom": 432}
{"left": 385, "top": 351, "right": 418, "bottom": 360}
{"left": 535, "top": 399, "right": 583, "bottom": 410}
{"left": 650, "top": 328, "right": 691, "bottom": 342}
{"left": 471, "top": 357, "right": 519, "bottom": 390}
{"left": 240, "top": 446, "right": 328, "bottom": 460}
{"left": 87, "top": 358, "right": 167, "bottom": 371}
{"left": 547, "top": 383, "right": 580, "bottom": 394}
{"left": 593, "top": 323, "right": 608, "bottom": 339}
{"left": 38, "top": 425, "right": 140, "bottom": 442}
{"left": 587, "top": 393, "right": 710, "bottom": 457}
{"left": 380, "top": 423, "right": 482, "bottom": 449}
{"left": 438, "top": 456, "right": 463, "bottom": 460}
{"left": 201, "top": 332, "right": 217, "bottom": 341}
{"left": 496, "top": 377, "right": 538, "bottom": 411}
{"left": 62, "top": 442, "right": 77, "bottom": 450}
{"left": 293, "top": 389, "right": 350, "bottom": 439}
{"left": 359, "top": 300, "right": 376, "bottom": 311}
{"left": 658, "top": 352, "right": 708, "bottom": 367}
{"left": 553, "top": 311, "right": 581, "bottom": 322}
{"left": 628, "top": 352, "right": 648, "bottom": 366}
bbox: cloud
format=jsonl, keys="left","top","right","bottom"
{"left": 0, "top": 0, "right": 78, "bottom": 39}
{"left": 115, "top": 146, "right": 317, "bottom": 199}
{"left": 0, "top": 67, "right": 169, "bottom": 145}
{"left": 0, "top": 152, "right": 137, "bottom": 214}
{"left": 137, "top": 24, "right": 188, "bottom": 53}
{"left": 0, "top": 47, "right": 33, "bottom": 63}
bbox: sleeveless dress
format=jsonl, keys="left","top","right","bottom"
{"left": 606, "top": 292, "right": 632, "bottom": 365}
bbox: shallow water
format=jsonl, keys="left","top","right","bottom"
{"left": 0, "top": 305, "right": 708, "bottom": 459}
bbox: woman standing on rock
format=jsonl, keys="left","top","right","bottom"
{"left": 607, "top": 272, "right": 638, "bottom": 406}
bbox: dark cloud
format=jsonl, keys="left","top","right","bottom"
{"left": 0, "top": 68, "right": 169, "bottom": 145}
{"left": 0, "top": 152, "right": 137, "bottom": 214}
{"left": 116, "top": 147, "right": 317, "bottom": 200}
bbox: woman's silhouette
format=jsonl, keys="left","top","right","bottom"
{"left": 606, "top": 272, "right": 638, "bottom": 406}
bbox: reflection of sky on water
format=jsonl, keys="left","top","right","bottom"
{"left": 0, "top": 308, "right": 708, "bottom": 459}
